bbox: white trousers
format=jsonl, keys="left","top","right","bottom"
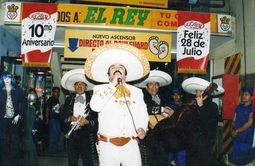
{"left": 98, "top": 139, "right": 142, "bottom": 166}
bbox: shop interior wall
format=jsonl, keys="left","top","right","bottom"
{"left": 0, "top": 26, "right": 21, "bottom": 71}
{"left": 230, "top": 0, "right": 255, "bottom": 76}
{"left": 200, "top": 0, "right": 235, "bottom": 77}
{"left": 211, "top": 0, "right": 255, "bottom": 87}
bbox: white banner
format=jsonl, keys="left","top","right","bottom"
{"left": 176, "top": 11, "right": 211, "bottom": 73}
{"left": 21, "top": 3, "right": 58, "bottom": 67}
{"left": 177, "top": 21, "right": 210, "bottom": 61}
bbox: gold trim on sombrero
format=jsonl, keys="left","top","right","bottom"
{"left": 85, "top": 44, "right": 150, "bottom": 82}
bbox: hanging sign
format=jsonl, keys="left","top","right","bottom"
{"left": 64, "top": 29, "right": 171, "bottom": 62}
{"left": 21, "top": 3, "right": 58, "bottom": 67}
{"left": 4, "top": 2, "right": 221, "bottom": 33}
{"left": 177, "top": 11, "right": 210, "bottom": 73}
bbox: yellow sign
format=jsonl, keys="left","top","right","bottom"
{"left": 64, "top": 29, "right": 171, "bottom": 62}
{"left": 4, "top": 3, "right": 219, "bottom": 33}
{"left": 79, "top": 0, "right": 168, "bottom": 8}
{"left": 57, "top": 4, "right": 218, "bottom": 32}
{"left": 57, "top": 4, "right": 152, "bottom": 28}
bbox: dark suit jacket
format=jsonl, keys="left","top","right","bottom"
{"left": 0, "top": 87, "right": 25, "bottom": 120}
{"left": 62, "top": 93, "right": 98, "bottom": 135}
{"left": 142, "top": 89, "right": 167, "bottom": 115}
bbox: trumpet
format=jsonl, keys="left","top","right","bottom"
{"left": 65, "top": 103, "right": 90, "bottom": 139}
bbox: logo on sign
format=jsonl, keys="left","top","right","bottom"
{"left": 184, "top": 20, "right": 204, "bottom": 29}
{"left": 7, "top": 4, "right": 19, "bottom": 20}
{"left": 148, "top": 36, "right": 169, "bottom": 59}
{"left": 220, "top": 16, "right": 230, "bottom": 31}
{"left": 29, "top": 12, "right": 51, "bottom": 21}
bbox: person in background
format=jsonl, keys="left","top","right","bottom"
{"left": 61, "top": 69, "right": 98, "bottom": 166}
{"left": 86, "top": 44, "right": 149, "bottom": 166}
{"left": 168, "top": 87, "right": 186, "bottom": 166}
{"left": 0, "top": 71, "right": 25, "bottom": 165}
{"left": 168, "top": 88, "right": 183, "bottom": 110}
{"left": 231, "top": 87, "right": 254, "bottom": 165}
{"left": 24, "top": 88, "right": 40, "bottom": 166}
{"left": 46, "top": 86, "right": 61, "bottom": 153}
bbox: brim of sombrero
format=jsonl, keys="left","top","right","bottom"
{"left": 182, "top": 77, "right": 225, "bottom": 96}
{"left": 85, "top": 44, "right": 150, "bottom": 83}
{"left": 61, "top": 69, "right": 94, "bottom": 91}
{"left": 135, "top": 70, "right": 172, "bottom": 88}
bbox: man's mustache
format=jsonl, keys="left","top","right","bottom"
{"left": 113, "top": 70, "right": 122, "bottom": 75}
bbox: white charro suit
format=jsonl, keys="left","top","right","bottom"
{"left": 90, "top": 82, "right": 149, "bottom": 166}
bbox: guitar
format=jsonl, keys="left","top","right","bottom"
{"left": 149, "top": 106, "right": 173, "bottom": 129}
{"left": 149, "top": 114, "right": 166, "bottom": 129}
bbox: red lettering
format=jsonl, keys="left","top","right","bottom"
{"left": 79, "top": 39, "right": 104, "bottom": 47}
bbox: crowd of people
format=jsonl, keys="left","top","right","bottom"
{"left": 0, "top": 44, "right": 254, "bottom": 166}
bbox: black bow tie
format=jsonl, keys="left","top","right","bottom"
{"left": 75, "top": 95, "right": 85, "bottom": 104}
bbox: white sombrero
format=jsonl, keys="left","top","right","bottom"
{"left": 135, "top": 70, "right": 172, "bottom": 88}
{"left": 85, "top": 44, "right": 150, "bottom": 83}
{"left": 61, "top": 68, "right": 94, "bottom": 91}
{"left": 182, "top": 77, "right": 225, "bottom": 96}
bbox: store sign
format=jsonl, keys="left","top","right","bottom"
{"left": 58, "top": 4, "right": 199, "bottom": 31}
{"left": 21, "top": 3, "right": 57, "bottom": 67}
{"left": 4, "top": 3, "right": 220, "bottom": 33}
{"left": 4, "top": 2, "right": 21, "bottom": 23}
{"left": 217, "top": 14, "right": 231, "bottom": 33}
{"left": 78, "top": 0, "right": 168, "bottom": 8}
{"left": 177, "top": 11, "right": 210, "bottom": 73}
{"left": 64, "top": 29, "right": 171, "bottom": 62}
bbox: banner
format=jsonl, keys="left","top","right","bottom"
{"left": 78, "top": 0, "right": 168, "bottom": 8}
{"left": 217, "top": 14, "right": 231, "bottom": 33}
{"left": 4, "top": 2, "right": 21, "bottom": 23}
{"left": 21, "top": 3, "right": 58, "bottom": 67}
{"left": 64, "top": 29, "right": 171, "bottom": 62}
{"left": 177, "top": 11, "right": 210, "bottom": 73}
{"left": 4, "top": 3, "right": 220, "bottom": 33}
{"left": 57, "top": 4, "right": 218, "bottom": 32}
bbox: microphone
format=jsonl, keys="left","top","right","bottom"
{"left": 117, "top": 78, "right": 122, "bottom": 84}
{"left": 113, "top": 70, "right": 122, "bottom": 85}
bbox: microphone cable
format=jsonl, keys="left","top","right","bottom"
{"left": 119, "top": 83, "right": 138, "bottom": 135}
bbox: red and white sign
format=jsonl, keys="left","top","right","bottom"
{"left": 177, "top": 11, "right": 210, "bottom": 73}
{"left": 21, "top": 3, "right": 57, "bottom": 67}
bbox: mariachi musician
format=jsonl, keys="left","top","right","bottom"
{"left": 135, "top": 70, "right": 173, "bottom": 166}
{"left": 181, "top": 77, "right": 225, "bottom": 166}
{"left": 151, "top": 77, "right": 225, "bottom": 166}
{"left": 61, "top": 69, "right": 98, "bottom": 166}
